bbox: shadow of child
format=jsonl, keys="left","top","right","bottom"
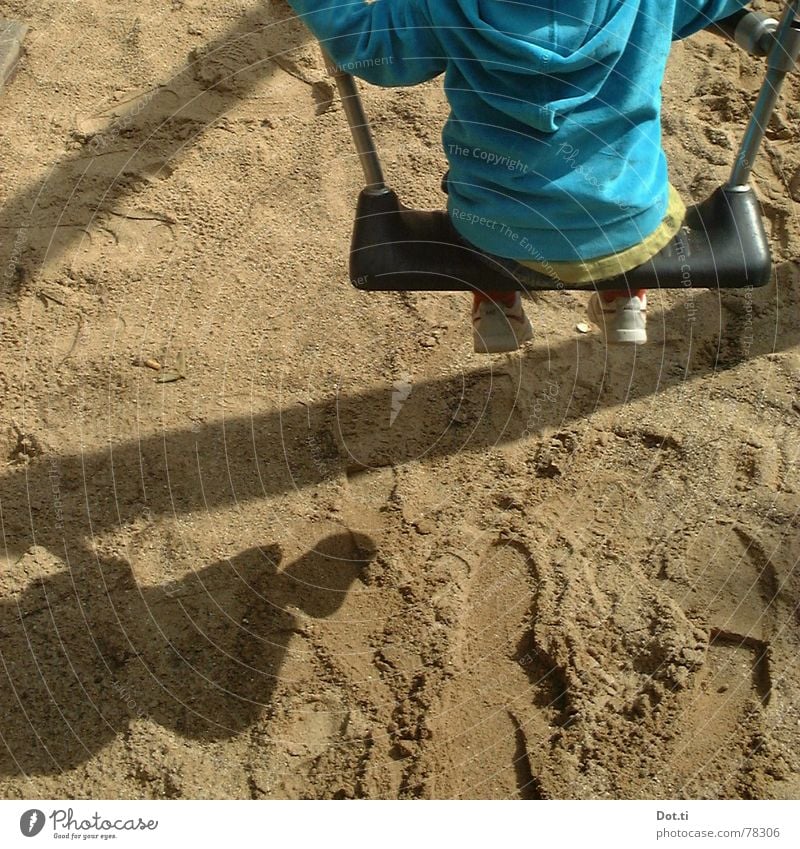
{"left": 0, "top": 530, "right": 375, "bottom": 775}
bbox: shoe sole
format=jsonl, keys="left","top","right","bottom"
{"left": 587, "top": 294, "right": 647, "bottom": 346}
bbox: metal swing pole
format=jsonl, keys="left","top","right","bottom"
{"left": 728, "top": 0, "right": 800, "bottom": 188}
{"left": 321, "top": 48, "right": 388, "bottom": 195}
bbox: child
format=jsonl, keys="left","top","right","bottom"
{"left": 287, "top": 0, "right": 750, "bottom": 352}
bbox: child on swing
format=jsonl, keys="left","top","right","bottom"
{"left": 287, "top": 0, "right": 749, "bottom": 353}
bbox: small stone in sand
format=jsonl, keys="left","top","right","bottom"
{"left": 414, "top": 518, "right": 436, "bottom": 535}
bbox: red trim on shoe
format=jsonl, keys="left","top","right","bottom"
{"left": 600, "top": 288, "right": 647, "bottom": 303}
{"left": 473, "top": 290, "right": 518, "bottom": 308}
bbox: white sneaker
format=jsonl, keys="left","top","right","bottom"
{"left": 588, "top": 291, "right": 647, "bottom": 345}
{"left": 472, "top": 293, "right": 534, "bottom": 354}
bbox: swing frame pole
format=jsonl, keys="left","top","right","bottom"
{"left": 728, "top": 0, "right": 800, "bottom": 188}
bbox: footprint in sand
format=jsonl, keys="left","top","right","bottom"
{"left": 669, "top": 633, "right": 770, "bottom": 797}
{"left": 664, "top": 524, "right": 777, "bottom": 796}
{"left": 428, "top": 541, "right": 566, "bottom": 799}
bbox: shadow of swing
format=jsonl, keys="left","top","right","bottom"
{"left": 0, "top": 284, "right": 795, "bottom": 570}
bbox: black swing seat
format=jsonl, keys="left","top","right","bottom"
{"left": 349, "top": 185, "right": 772, "bottom": 293}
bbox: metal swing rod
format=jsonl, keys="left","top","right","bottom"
{"left": 321, "top": 52, "right": 387, "bottom": 194}
{"left": 729, "top": 0, "right": 800, "bottom": 187}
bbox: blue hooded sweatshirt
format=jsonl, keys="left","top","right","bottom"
{"left": 286, "top": 1, "right": 748, "bottom": 262}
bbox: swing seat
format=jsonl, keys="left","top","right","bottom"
{"left": 349, "top": 185, "right": 772, "bottom": 293}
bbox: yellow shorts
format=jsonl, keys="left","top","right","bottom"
{"left": 517, "top": 185, "right": 686, "bottom": 284}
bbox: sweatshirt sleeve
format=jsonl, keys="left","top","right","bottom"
{"left": 286, "top": 0, "right": 446, "bottom": 86}
{"left": 673, "top": 0, "right": 750, "bottom": 40}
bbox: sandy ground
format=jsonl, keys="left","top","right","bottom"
{"left": 1, "top": 0, "right": 799, "bottom": 800}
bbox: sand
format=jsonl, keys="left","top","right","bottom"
{"left": 0, "top": 0, "right": 799, "bottom": 800}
